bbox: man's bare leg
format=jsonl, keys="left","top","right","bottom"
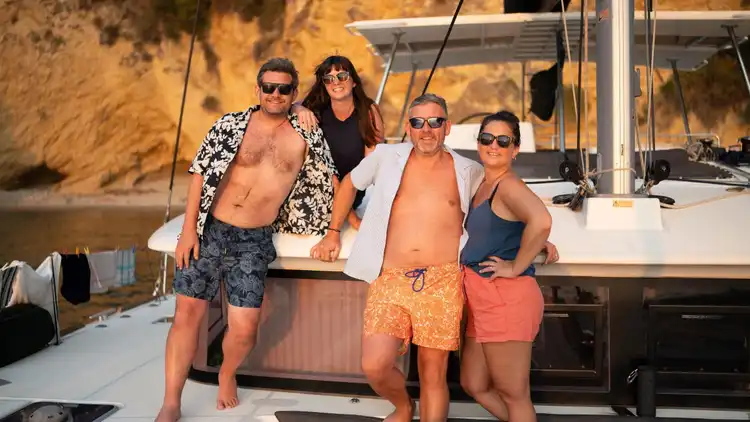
{"left": 417, "top": 346, "right": 450, "bottom": 422}
{"left": 216, "top": 305, "right": 262, "bottom": 410}
{"left": 156, "top": 295, "right": 208, "bottom": 422}
{"left": 361, "top": 334, "right": 414, "bottom": 422}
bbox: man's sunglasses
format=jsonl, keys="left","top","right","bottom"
{"left": 260, "top": 82, "right": 294, "bottom": 96}
{"left": 478, "top": 132, "right": 516, "bottom": 148}
{"left": 408, "top": 117, "right": 446, "bottom": 129}
{"left": 322, "top": 71, "right": 350, "bottom": 84}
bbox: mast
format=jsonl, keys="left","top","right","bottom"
{"left": 595, "top": 0, "right": 636, "bottom": 195}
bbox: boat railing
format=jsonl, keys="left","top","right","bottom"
{"left": 547, "top": 131, "right": 722, "bottom": 150}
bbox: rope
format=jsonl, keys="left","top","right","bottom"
{"left": 542, "top": 189, "right": 748, "bottom": 209}
{"left": 660, "top": 190, "right": 750, "bottom": 209}
{"left": 644, "top": 0, "right": 658, "bottom": 168}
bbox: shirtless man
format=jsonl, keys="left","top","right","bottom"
{"left": 156, "top": 58, "right": 337, "bottom": 421}
{"left": 309, "top": 93, "right": 478, "bottom": 421}
{"left": 311, "top": 94, "right": 557, "bottom": 421}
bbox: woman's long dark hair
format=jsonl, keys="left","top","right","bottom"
{"left": 301, "top": 55, "right": 382, "bottom": 148}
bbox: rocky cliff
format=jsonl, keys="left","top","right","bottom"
{"left": 1, "top": 0, "right": 748, "bottom": 194}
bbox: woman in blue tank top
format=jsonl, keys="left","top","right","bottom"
{"left": 459, "top": 111, "right": 558, "bottom": 422}
{"left": 292, "top": 56, "right": 385, "bottom": 230}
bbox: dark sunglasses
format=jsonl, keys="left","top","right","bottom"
{"left": 322, "top": 71, "right": 350, "bottom": 84}
{"left": 408, "top": 117, "right": 446, "bottom": 129}
{"left": 260, "top": 82, "right": 294, "bottom": 96}
{"left": 478, "top": 132, "right": 516, "bottom": 148}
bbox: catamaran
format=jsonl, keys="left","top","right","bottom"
{"left": 2, "top": 1, "right": 750, "bottom": 420}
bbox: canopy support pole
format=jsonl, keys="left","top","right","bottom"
{"left": 375, "top": 32, "right": 403, "bottom": 104}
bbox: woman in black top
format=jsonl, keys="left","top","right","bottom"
{"left": 293, "top": 55, "right": 385, "bottom": 230}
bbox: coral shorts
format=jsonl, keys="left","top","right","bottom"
{"left": 463, "top": 266, "right": 544, "bottom": 343}
{"left": 363, "top": 261, "right": 463, "bottom": 353}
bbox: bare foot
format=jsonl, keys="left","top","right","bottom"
{"left": 155, "top": 405, "right": 181, "bottom": 422}
{"left": 217, "top": 372, "right": 239, "bottom": 410}
{"left": 383, "top": 399, "right": 414, "bottom": 422}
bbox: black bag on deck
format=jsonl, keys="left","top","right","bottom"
{"left": 0, "top": 303, "right": 55, "bottom": 368}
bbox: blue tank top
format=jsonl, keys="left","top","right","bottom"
{"left": 460, "top": 184, "right": 535, "bottom": 278}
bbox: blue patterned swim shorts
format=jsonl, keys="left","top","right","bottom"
{"left": 173, "top": 214, "right": 276, "bottom": 308}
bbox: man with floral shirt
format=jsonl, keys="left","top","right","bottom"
{"left": 156, "top": 57, "right": 337, "bottom": 421}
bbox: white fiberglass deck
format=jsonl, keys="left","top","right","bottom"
{"left": 0, "top": 296, "right": 488, "bottom": 421}
{"left": 2, "top": 296, "right": 750, "bottom": 421}
{"left": 148, "top": 179, "right": 750, "bottom": 279}
{"left": 345, "top": 11, "right": 750, "bottom": 72}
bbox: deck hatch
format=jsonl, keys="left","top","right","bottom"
{"left": 0, "top": 402, "right": 119, "bottom": 422}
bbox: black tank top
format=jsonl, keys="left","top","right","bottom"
{"left": 319, "top": 105, "right": 367, "bottom": 209}
{"left": 319, "top": 105, "right": 365, "bottom": 178}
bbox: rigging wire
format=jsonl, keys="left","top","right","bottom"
{"left": 543, "top": 188, "right": 749, "bottom": 209}
{"left": 154, "top": 0, "right": 202, "bottom": 298}
{"left": 558, "top": 0, "right": 665, "bottom": 195}
{"left": 639, "top": 0, "right": 660, "bottom": 194}
{"left": 164, "top": 0, "right": 202, "bottom": 224}
{"left": 557, "top": 0, "right": 597, "bottom": 210}
{"left": 420, "top": 0, "right": 465, "bottom": 97}
{"left": 644, "top": 0, "right": 658, "bottom": 176}
{"left": 574, "top": 2, "right": 585, "bottom": 171}
{"left": 400, "top": 0, "right": 465, "bottom": 143}
{"left": 558, "top": 1, "right": 579, "bottom": 123}
{"left": 582, "top": 0, "right": 591, "bottom": 176}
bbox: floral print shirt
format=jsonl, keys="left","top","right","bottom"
{"left": 188, "top": 105, "right": 338, "bottom": 239}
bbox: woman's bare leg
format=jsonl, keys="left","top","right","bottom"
{"left": 483, "top": 341, "right": 536, "bottom": 422}
{"left": 459, "top": 337, "right": 509, "bottom": 420}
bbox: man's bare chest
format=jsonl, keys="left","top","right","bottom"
{"left": 234, "top": 127, "right": 305, "bottom": 173}
{"left": 394, "top": 170, "right": 461, "bottom": 210}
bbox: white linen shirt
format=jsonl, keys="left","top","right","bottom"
{"left": 344, "top": 142, "right": 485, "bottom": 283}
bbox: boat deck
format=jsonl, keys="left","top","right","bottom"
{"left": 1, "top": 296, "right": 749, "bottom": 421}
{"left": 454, "top": 149, "right": 734, "bottom": 180}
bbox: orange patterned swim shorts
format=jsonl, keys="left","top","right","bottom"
{"left": 363, "top": 261, "right": 463, "bottom": 353}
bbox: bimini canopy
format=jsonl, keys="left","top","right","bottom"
{"left": 345, "top": 11, "right": 750, "bottom": 72}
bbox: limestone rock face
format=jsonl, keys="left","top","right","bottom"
{"left": 0, "top": 0, "right": 747, "bottom": 193}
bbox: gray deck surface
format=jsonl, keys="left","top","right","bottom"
{"left": 275, "top": 410, "right": 738, "bottom": 422}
